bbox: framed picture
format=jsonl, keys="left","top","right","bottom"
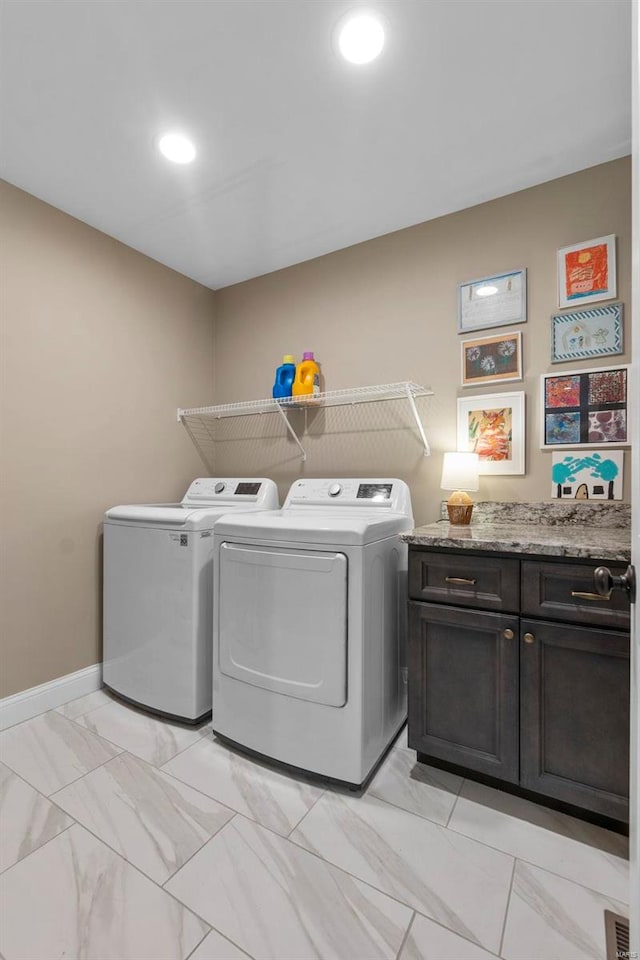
{"left": 557, "top": 235, "right": 616, "bottom": 308}
{"left": 461, "top": 330, "right": 522, "bottom": 387}
{"left": 457, "top": 391, "right": 525, "bottom": 475}
{"left": 550, "top": 450, "right": 623, "bottom": 500}
{"left": 457, "top": 268, "right": 526, "bottom": 333}
{"left": 551, "top": 302, "right": 624, "bottom": 363}
{"left": 540, "top": 364, "right": 629, "bottom": 449}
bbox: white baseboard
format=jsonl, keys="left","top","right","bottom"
{"left": 0, "top": 664, "right": 103, "bottom": 731}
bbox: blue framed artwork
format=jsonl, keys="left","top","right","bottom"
{"left": 551, "top": 302, "right": 623, "bottom": 364}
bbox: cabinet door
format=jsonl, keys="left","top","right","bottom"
{"left": 408, "top": 602, "right": 519, "bottom": 782}
{"left": 520, "top": 618, "right": 630, "bottom": 822}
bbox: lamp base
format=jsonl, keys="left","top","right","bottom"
{"left": 446, "top": 490, "right": 474, "bottom": 525}
{"left": 447, "top": 503, "right": 474, "bottom": 525}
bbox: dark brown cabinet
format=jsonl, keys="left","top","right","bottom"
{"left": 520, "top": 617, "right": 630, "bottom": 822}
{"left": 407, "top": 546, "right": 630, "bottom": 825}
{"left": 408, "top": 603, "right": 519, "bottom": 781}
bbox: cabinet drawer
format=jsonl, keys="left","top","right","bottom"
{"left": 521, "top": 561, "right": 630, "bottom": 628}
{"left": 409, "top": 550, "right": 519, "bottom": 612}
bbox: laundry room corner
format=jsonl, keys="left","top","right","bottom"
{"left": 0, "top": 181, "right": 217, "bottom": 700}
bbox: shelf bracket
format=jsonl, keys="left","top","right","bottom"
{"left": 275, "top": 403, "right": 307, "bottom": 461}
{"left": 404, "top": 383, "right": 430, "bottom": 456}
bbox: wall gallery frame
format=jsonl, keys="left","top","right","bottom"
{"left": 457, "top": 391, "right": 525, "bottom": 475}
{"left": 540, "top": 364, "right": 630, "bottom": 449}
{"left": 551, "top": 302, "right": 623, "bottom": 364}
{"left": 461, "top": 330, "right": 522, "bottom": 387}
{"left": 550, "top": 450, "right": 623, "bottom": 500}
{"left": 457, "top": 269, "right": 526, "bottom": 333}
{"left": 557, "top": 234, "right": 616, "bottom": 309}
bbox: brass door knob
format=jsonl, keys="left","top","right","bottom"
{"left": 503, "top": 629, "right": 514, "bottom": 640}
{"left": 523, "top": 632, "right": 536, "bottom": 644}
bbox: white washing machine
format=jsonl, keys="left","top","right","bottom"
{"left": 212, "top": 478, "right": 413, "bottom": 786}
{"left": 103, "top": 478, "right": 279, "bottom": 722}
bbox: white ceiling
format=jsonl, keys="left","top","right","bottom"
{"left": 0, "top": 0, "right": 632, "bottom": 290}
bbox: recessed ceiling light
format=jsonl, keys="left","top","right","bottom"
{"left": 157, "top": 132, "right": 196, "bottom": 164}
{"left": 476, "top": 284, "right": 499, "bottom": 297}
{"left": 337, "top": 12, "right": 385, "bottom": 64}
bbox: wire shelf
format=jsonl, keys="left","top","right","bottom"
{"left": 178, "top": 381, "right": 433, "bottom": 465}
{"left": 178, "top": 381, "right": 432, "bottom": 419}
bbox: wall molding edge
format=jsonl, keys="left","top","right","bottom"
{"left": 0, "top": 664, "right": 102, "bottom": 731}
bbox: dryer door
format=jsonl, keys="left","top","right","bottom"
{"left": 218, "top": 542, "right": 347, "bottom": 706}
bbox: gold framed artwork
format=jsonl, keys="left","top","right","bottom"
{"left": 460, "top": 331, "right": 522, "bottom": 387}
{"left": 457, "top": 391, "right": 525, "bottom": 475}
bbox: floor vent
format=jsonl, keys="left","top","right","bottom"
{"left": 605, "top": 910, "right": 630, "bottom": 960}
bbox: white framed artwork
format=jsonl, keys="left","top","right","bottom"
{"left": 457, "top": 391, "right": 525, "bottom": 475}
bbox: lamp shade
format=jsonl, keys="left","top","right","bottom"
{"left": 441, "top": 452, "right": 479, "bottom": 492}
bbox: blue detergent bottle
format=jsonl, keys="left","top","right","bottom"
{"left": 272, "top": 355, "right": 296, "bottom": 399}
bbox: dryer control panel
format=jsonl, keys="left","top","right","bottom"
{"left": 284, "top": 478, "right": 412, "bottom": 517}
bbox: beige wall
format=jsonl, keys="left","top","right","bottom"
{"left": 0, "top": 181, "right": 216, "bottom": 698}
{"left": 0, "top": 159, "right": 631, "bottom": 698}
{"left": 213, "top": 158, "right": 632, "bottom": 522}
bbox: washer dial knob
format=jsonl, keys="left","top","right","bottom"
{"left": 328, "top": 483, "right": 342, "bottom": 497}
{"left": 214, "top": 482, "right": 226, "bottom": 494}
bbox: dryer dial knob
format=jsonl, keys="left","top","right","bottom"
{"left": 214, "top": 482, "right": 226, "bottom": 494}
{"left": 328, "top": 483, "right": 342, "bottom": 497}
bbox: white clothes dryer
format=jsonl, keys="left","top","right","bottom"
{"left": 212, "top": 478, "right": 413, "bottom": 786}
{"left": 103, "top": 478, "right": 279, "bottom": 722}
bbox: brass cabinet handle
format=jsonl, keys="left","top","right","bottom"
{"left": 445, "top": 577, "right": 477, "bottom": 585}
{"left": 503, "top": 629, "right": 514, "bottom": 640}
{"left": 571, "top": 591, "right": 611, "bottom": 602}
{"left": 523, "top": 632, "right": 535, "bottom": 644}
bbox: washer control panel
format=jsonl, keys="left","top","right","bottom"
{"left": 285, "top": 479, "right": 411, "bottom": 516}
{"left": 356, "top": 483, "right": 392, "bottom": 500}
{"left": 182, "top": 478, "right": 267, "bottom": 504}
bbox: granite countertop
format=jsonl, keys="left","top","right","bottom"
{"left": 401, "top": 501, "right": 632, "bottom": 563}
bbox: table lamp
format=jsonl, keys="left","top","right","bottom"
{"left": 441, "top": 452, "right": 480, "bottom": 525}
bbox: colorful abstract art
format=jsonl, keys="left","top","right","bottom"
{"left": 540, "top": 365, "right": 629, "bottom": 448}
{"left": 545, "top": 412, "right": 581, "bottom": 445}
{"left": 545, "top": 376, "right": 580, "bottom": 408}
{"left": 588, "top": 369, "right": 626, "bottom": 405}
{"left": 588, "top": 409, "right": 627, "bottom": 443}
{"left": 551, "top": 451, "right": 623, "bottom": 500}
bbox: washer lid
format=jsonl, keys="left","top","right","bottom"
{"left": 105, "top": 478, "right": 279, "bottom": 529}
{"left": 104, "top": 504, "right": 247, "bottom": 529}
{"left": 214, "top": 510, "right": 412, "bottom": 545}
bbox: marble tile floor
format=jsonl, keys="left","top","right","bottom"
{"left": 0, "top": 691, "right": 630, "bottom": 960}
